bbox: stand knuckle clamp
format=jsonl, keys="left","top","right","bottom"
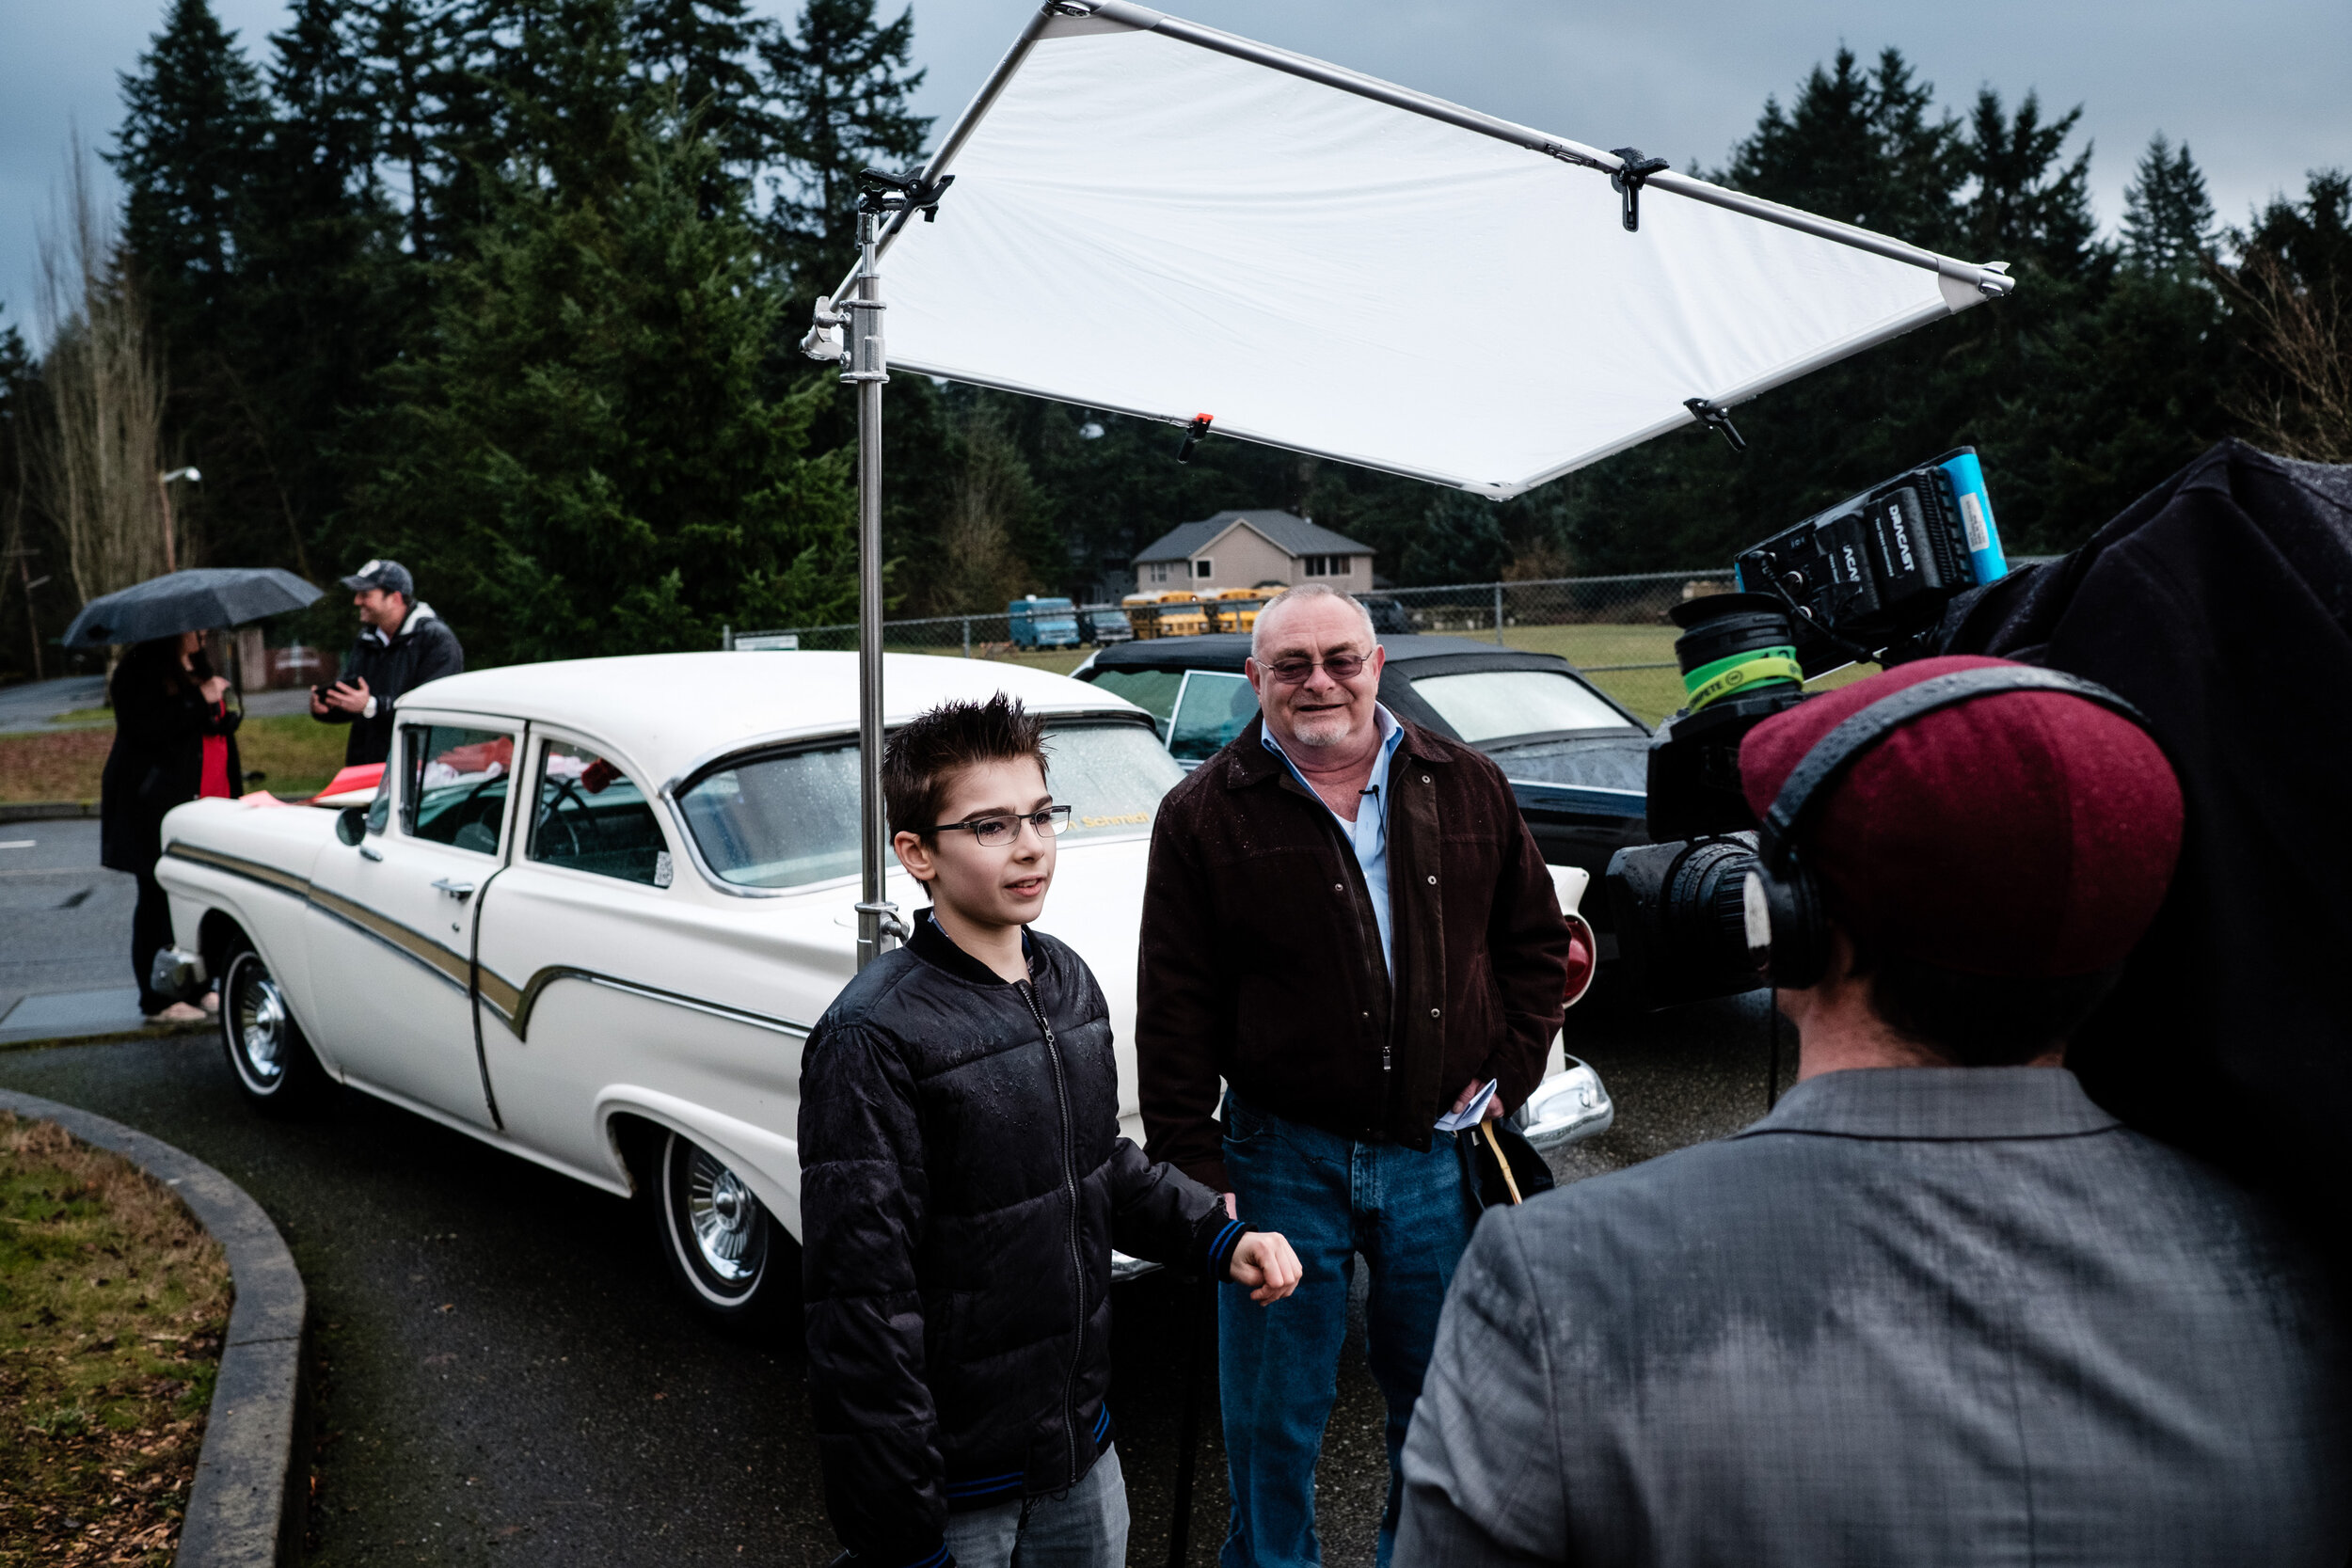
{"left": 1607, "top": 147, "right": 1673, "bottom": 232}
{"left": 1683, "top": 397, "right": 1748, "bottom": 453}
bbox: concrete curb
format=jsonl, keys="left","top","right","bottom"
{"left": 0, "top": 1087, "right": 307, "bottom": 1566}
{"left": 1, "top": 1018, "right": 215, "bottom": 1054}
{"left": 0, "top": 801, "right": 102, "bottom": 822}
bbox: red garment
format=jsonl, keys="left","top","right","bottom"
{"left": 199, "top": 702, "right": 233, "bottom": 798}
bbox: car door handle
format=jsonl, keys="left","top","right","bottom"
{"left": 358, "top": 845, "right": 384, "bottom": 863}
{"left": 432, "top": 878, "right": 477, "bottom": 901}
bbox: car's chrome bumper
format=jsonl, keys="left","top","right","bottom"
{"left": 1517, "top": 1057, "right": 1613, "bottom": 1151}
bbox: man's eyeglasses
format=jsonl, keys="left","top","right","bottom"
{"left": 1263, "top": 651, "right": 1371, "bottom": 685}
{"left": 923, "top": 805, "right": 1072, "bottom": 845}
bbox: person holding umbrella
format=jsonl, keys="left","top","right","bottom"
{"left": 99, "top": 630, "right": 241, "bottom": 1022}
{"left": 64, "top": 565, "right": 326, "bottom": 1023}
{"left": 310, "top": 560, "right": 462, "bottom": 768}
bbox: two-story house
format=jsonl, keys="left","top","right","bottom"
{"left": 1132, "top": 510, "right": 1375, "bottom": 594}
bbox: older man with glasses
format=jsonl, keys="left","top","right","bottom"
{"left": 1136, "top": 583, "right": 1575, "bottom": 1568}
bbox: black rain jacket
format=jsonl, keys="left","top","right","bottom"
{"left": 99, "top": 647, "right": 242, "bottom": 874}
{"left": 799, "top": 913, "right": 1247, "bottom": 1567}
{"left": 1930, "top": 440, "right": 2352, "bottom": 1240}
{"left": 315, "top": 603, "right": 464, "bottom": 766}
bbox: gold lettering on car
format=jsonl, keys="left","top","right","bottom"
{"left": 1080, "top": 812, "right": 1151, "bottom": 828}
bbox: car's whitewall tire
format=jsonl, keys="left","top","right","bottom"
{"left": 653, "top": 1130, "right": 791, "bottom": 1329}
{"left": 219, "top": 944, "right": 335, "bottom": 1116}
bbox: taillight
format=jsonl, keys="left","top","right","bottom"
{"left": 1562, "top": 912, "right": 1597, "bottom": 1008}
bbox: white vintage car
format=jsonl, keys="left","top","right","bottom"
{"left": 154, "top": 652, "right": 1609, "bottom": 1322}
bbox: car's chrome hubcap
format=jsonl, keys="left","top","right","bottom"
{"left": 237, "top": 974, "right": 287, "bottom": 1083}
{"left": 685, "top": 1148, "right": 762, "bottom": 1282}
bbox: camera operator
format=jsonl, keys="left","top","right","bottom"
{"left": 1396, "top": 656, "right": 2349, "bottom": 1567}
{"left": 310, "top": 559, "right": 463, "bottom": 767}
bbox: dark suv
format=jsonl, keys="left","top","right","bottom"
{"left": 1073, "top": 633, "right": 1650, "bottom": 962}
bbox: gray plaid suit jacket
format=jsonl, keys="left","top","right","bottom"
{"left": 1397, "top": 1066, "right": 2349, "bottom": 1566}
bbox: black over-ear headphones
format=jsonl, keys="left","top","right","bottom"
{"left": 1745, "top": 666, "right": 2152, "bottom": 989}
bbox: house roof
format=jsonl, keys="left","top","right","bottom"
{"left": 1133, "top": 510, "right": 1373, "bottom": 565}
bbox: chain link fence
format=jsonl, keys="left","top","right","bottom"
{"left": 725, "top": 569, "right": 1740, "bottom": 722}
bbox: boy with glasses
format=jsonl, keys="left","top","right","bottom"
{"left": 801, "top": 694, "right": 1300, "bottom": 1568}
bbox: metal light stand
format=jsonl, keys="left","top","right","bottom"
{"left": 812, "top": 192, "right": 914, "bottom": 972}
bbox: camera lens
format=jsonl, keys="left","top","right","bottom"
{"left": 1667, "top": 839, "right": 1766, "bottom": 977}
{"left": 1669, "top": 593, "right": 1804, "bottom": 713}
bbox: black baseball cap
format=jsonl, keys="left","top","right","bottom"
{"left": 340, "top": 559, "right": 415, "bottom": 596}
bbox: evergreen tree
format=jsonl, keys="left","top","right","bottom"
{"left": 2122, "top": 134, "right": 2217, "bottom": 276}
{"left": 353, "top": 89, "right": 855, "bottom": 663}
{"left": 1962, "top": 89, "right": 2100, "bottom": 280}
{"left": 762, "top": 0, "right": 930, "bottom": 298}
{"left": 627, "top": 0, "right": 779, "bottom": 200}
{"left": 111, "top": 0, "right": 270, "bottom": 326}
{"left": 1717, "top": 48, "right": 1965, "bottom": 249}
{"left": 227, "top": 0, "right": 408, "bottom": 575}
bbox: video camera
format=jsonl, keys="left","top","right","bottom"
{"left": 1607, "top": 449, "right": 2010, "bottom": 1009}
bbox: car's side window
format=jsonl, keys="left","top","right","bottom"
{"left": 1168, "top": 671, "right": 1258, "bottom": 762}
{"left": 1085, "top": 669, "right": 1184, "bottom": 742}
{"left": 401, "top": 724, "right": 516, "bottom": 856}
{"left": 529, "top": 739, "right": 670, "bottom": 887}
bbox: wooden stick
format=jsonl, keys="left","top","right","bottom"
{"left": 1481, "top": 1120, "right": 1525, "bottom": 1205}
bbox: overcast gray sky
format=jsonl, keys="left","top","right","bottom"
{"left": 6, "top": 0, "right": 2345, "bottom": 340}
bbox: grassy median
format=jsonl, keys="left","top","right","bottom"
{"left": 0, "top": 1113, "right": 230, "bottom": 1564}
{"left": 0, "top": 713, "right": 351, "bottom": 805}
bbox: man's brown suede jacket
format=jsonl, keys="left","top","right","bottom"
{"left": 1137, "top": 713, "right": 1574, "bottom": 1192}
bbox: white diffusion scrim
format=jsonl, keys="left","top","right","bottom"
{"left": 880, "top": 20, "right": 1979, "bottom": 497}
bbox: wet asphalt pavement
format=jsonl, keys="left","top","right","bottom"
{"left": 0, "top": 831, "right": 1791, "bottom": 1566}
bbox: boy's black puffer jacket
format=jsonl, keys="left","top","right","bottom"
{"left": 800, "top": 914, "right": 1247, "bottom": 1567}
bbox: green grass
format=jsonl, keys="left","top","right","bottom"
{"left": 0, "top": 711, "right": 351, "bottom": 803}
{"left": 0, "top": 1113, "right": 229, "bottom": 1563}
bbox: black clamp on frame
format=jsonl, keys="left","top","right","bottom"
{"left": 1684, "top": 397, "right": 1748, "bottom": 453}
{"left": 1176, "top": 413, "right": 1214, "bottom": 464}
{"left": 855, "top": 166, "right": 956, "bottom": 222}
{"left": 1608, "top": 148, "right": 1671, "bottom": 231}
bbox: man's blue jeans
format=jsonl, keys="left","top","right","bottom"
{"left": 1217, "top": 1092, "right": 1475, "bottom": 1568}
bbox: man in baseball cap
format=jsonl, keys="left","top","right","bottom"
{"left": 310, "top": 559, "right": 464, "bottom": 767}
{"left": 1397, "top": 657, "right": 2349, "bottom": 1566}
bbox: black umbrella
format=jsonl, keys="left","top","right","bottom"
{"left": 61, "top": 567, "right": 325, "bottom": 649}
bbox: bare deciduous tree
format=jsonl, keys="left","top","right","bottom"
{"left": 2222, "top": 249, "right": 2352, "bottom": 464}
{"left": 29, "top": 136, "right": 171, "bottom": 610}
{"left": 936, "top": 402, "right": 1038, "bottom": 615}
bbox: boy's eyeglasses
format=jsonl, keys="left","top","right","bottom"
{"left": 925, "top": 805, "right": 1072, "bottom": 845}
{"left": 1263, "top": 651, "right": 1370, "bottom": 685}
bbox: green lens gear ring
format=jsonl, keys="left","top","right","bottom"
{"left": 1683, "top": 646, "right": 1804, "bottom": 712}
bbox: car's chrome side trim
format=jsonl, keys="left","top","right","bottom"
{"left": 477, "top": 963, "right": 814, "bottom": 1045}
{"left": 306, "top": 884, "right": 473, "bottom": 993}
{"left": 164, "top": 841, "right": 312, "bottom": 898}
{"left": 167, "top": 840, "right": 473, "bottom": 995}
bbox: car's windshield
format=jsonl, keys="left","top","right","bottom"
{"left": 1486, "top": 735, "right": 1651, "bottom": 795}
{"left": 676, "top": 721, "right": 1183, "bottom": 890}
{"left": 1410, "top": 669, "right": 1630, "bottom": 743}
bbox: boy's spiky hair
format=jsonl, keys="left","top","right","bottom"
{"left": 883, "top": 694, "right": 1050, "bottom": 837}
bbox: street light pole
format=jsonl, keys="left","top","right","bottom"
{"left": 156, "top": 467, "right": 200, "bottom": 575}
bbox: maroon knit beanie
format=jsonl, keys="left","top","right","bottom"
{"left": 1737, "top": 656, "right": 2183, "bottom": 977}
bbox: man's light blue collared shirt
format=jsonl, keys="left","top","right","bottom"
{"left": 1261, "top": 704, "right": 1406, "bottom": 975}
